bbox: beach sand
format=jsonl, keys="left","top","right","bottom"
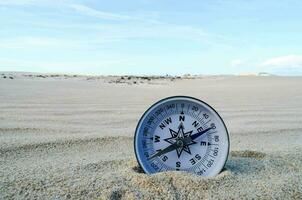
{"left": 0, "top": 73, "right": 302, "bottom": 199}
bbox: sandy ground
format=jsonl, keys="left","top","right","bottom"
{"left": 0, "top": 73, "right": 302, "bottom": 199}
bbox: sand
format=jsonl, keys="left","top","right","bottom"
{"left": 0, "top": 73, "right": 302, "bottom": 199}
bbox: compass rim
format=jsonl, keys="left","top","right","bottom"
{"left": 134, "top": 95, "right": 230, "bottom": 176}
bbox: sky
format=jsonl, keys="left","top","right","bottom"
{"left": 1, "top": 0, "right": 302, "bottom": 75}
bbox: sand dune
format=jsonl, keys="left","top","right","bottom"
{"left": 0, "top": 73, "right": 302, "bottom": 199}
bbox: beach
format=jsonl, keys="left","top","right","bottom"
{"left": 0, "top": 73, "right": 301, "bottom": 199}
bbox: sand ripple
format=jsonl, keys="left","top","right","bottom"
{"left": 1, "top": 75, "right": 302, "bottom": 199}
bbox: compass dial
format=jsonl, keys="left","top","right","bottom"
{"left": 134, "top": 96, "right": 229, "bottom": 177}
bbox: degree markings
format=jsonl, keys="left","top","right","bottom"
{"left": 208, "top": 154, "right": 216, "bottom": 159}
{"left": 184, "top": 104, "right": 215, "bottom": 171}
{"left": 208, "top": 130, "right": 217, "bottom": 134}
{"left": 145, "top": 101, "right": 219, "bottom": 173}
{"left": 209, "top": 141, "right": 219, "bottom": 146}
{"left": 145, "top": 125, "right": 153, "bottom": 129}
{"left": 204, "top": 119, "right": 212, "bottom": 125}
{"left": 200, "top": 161, "right": 208, "bottom": 169}
{"left": 187, "top": 109, "right": 211, "bottom": 134}
{"left": 136, "top": 98, "right": 228, "bottom": 176}
{"left": 152, "top": 114, "right": 160, "bottom": 124}
{"left": 187, "top": 104, "right": 190, "bottom": 113}
{"left": 163, "top": 105, "right": 168, "bottom": 117}
{"left": 200, "top": 144, "right": 213, "bottom": 164}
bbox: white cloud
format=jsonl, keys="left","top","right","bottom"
{"left": 0, "top": 37, "right": 61, "bottom": 49}
{"left": 0, "top": 0, "right": 35, "bottom": 6}
{"left": 0, "top": 2, "right": 230, "bottom": 52}
{"left": 0, "top": 36, "right": 122, "bottom": 50}
{"left": 1, "top": 2, "right": 219, "bottom": 45}
{"left": 0, "top": 0, "right": 55, "bottom": 6}
{"left": 65, "top": 5, "right": 226, "bottom": 46}
{"left": 260, "top": 55, "right": 302, "bottom": 68}
{"left": 69, "top": 4, "right": 162, "bottom": 24}
{"left": 69, "top": 4, "right": 134, "bottom": 21}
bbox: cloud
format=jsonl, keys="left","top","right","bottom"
{"left": 0, "top": 0, "right": 35, "bottom": 6}
{"left": 260, "top": 55, "right": 302, "bottom": 68}
{"left": 0, "top": 0, "right": 231, "bottom": 67}
{"left": 1, "top": 2, "right": 219, "bottom": 45}
{"left": 69, "top": 4, "right": 134, "bottom": 21}
{"left": 0, "top": 0, "right": 54, "bottom": 6}
{"left": 0, "top": 37, "right": 60, "bottom": 49}
{"left": 65, "top": 5, "right": 226, "bottom": 46}
{"left": 0, "top": 36, "right": 122, "bottom": 50}
{"left": 69, "top": 4, "right": 162, "bottom": 24}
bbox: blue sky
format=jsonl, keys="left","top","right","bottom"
{"left": 1, "top": 0, "right": 302, "bottom": 75}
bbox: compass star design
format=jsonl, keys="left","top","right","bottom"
{"left": 164, "top": 122, "right": 197, "bottom": 158}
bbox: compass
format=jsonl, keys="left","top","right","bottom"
{"left": 134, "top": 96, "right": 229, "bottom": 177}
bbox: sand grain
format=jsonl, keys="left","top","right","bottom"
{"left": 1, "top": 74, "right": 302, "bottom": 199}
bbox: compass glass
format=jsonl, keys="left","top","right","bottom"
{"left": 134, "top": 96, "right": 229, "bottom": 177}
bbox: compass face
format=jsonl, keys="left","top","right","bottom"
{"left": 134, "top": 96, "right": 229, "bottom": 177}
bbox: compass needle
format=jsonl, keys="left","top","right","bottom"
{"left": 190, "top": 127, "right": 213, "bottom": 141}
{"left": 134, "top": 96, "right": 230, "bottom": 177}
{"left": 148, "top": 143, "right": 178, "bottom": 160}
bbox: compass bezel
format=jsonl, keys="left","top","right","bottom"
{"left": 134, "top": 95, "right": 230, "bottom": 176}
